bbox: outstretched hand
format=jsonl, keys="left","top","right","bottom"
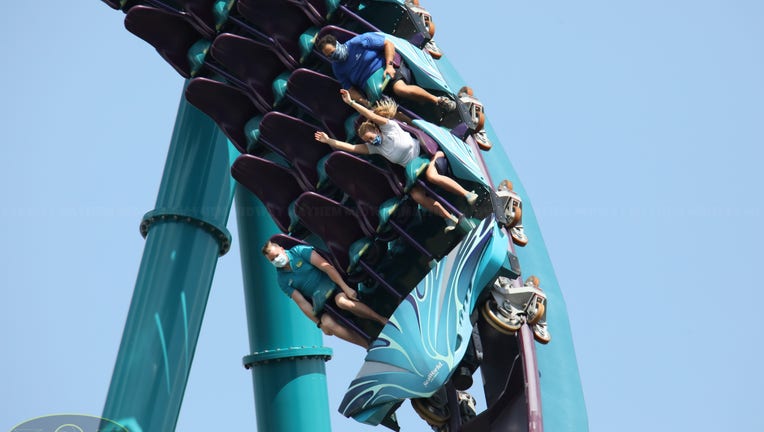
{"left": 314, "top": 131, "right": 330, "bottom": 144}
{"left": 339, "top": 89, "right": 353, "bottom": 105}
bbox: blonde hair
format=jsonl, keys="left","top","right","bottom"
{"left": 372, "top": 97, "right": 398, "bottom": 119}
{"left": 357, "top": 120, "right": 378, "bottom": 139}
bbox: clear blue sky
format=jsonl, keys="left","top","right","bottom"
{"left": 2, "top": 1, "right": 763, "bottom": 431}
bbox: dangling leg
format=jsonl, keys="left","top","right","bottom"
{"left": 319, "top": 314, "right": 370, "bottom": 349}
{"left": 335, "top": 292, "right": 388, "bottom": 325}
{"left": 425, "top": 152, "right": 477, "bottom": 205}
{"left": 410, "top": 185, "right": 460, "bottom": 232}
{"left": 410, "top": 185, "right": 456, "bottom": 221}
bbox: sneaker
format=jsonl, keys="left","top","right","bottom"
{"left": 436, "top": 96, "right": 456, "bottom": 113}
{"left": 424, "top": 40, "right": 442, "bottom": 59}
{"left": 465, "top": 191, "right": 478, "bottom": 206}
{"left": 457, "top": 391, "right": 478, "bottom": 419}
{"left": 473, "top": 128, "right": 492, "bottom": 150}
{"left": 444, "top": 215, "right": 459, "bottom": 233}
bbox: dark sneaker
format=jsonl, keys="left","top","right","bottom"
{"left": 436, "top": 96, "right": 456, "bottom": 113}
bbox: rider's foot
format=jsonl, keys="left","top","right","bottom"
{"left": 424, "top": 40, "right": 442, "bottom": 59}
{"left": 444, "top": 214, "right": 459, "bottom": 233}
{"left": 457, "top": 391, "right": 478, "bottom": 420}
{"left": 465, "top": 191, "right": 478, "bottom": 206}
{"left": 437, "top": 96, "right": 456, "bottom": 113}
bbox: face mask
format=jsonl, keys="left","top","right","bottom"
{"left": 271, "top": 253, "right": 288, "bottom": 268}
{"left": 330, "top": 43, "right": 348, "bottom": 62}
{"left": 369, "top": 135, "right": 382, "bottom": 146}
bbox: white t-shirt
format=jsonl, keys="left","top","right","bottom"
{"left": 367, "top": 120, "right": 420, "bottom": 166}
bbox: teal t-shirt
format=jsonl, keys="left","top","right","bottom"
{"left": 276, "top": 245, "right": 336, "bottom": 313}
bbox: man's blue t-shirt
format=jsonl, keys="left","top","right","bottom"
{"left": 332, "top": 32, "right": 386, "bottom": 90}
{"left": 276, "top": 245, "right": 336, "bottom": 313}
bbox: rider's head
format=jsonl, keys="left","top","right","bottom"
{"left": 358, "top": 121, "right": 380, "bottom": 145}
{"left": 317, "top": 34, "right": 338, "bottom": 57}
{"left": 262, "top": 241, "right": 288, "bottom": 268}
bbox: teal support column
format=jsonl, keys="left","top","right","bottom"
{"left": 102, "top": 86, "right": 237, "bottom": 432}
{"left": 235, "top": 184, "right": 333, "bottom": 432}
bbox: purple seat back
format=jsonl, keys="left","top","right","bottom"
{"left": 294, "top": 192, "right": 368, "bottom": 272}
{"left": 102, "top": 0, "right": 121, "bottom": 10}
{"left": 269, "top": 233, "right": 306, "bottom": 250}
{"left": 284, "top": 0, "right": 324, "bottom": 26}
{"left": 258, "top": 112, "right": 330, "bottom": 189}
{"left": 324, "top": 152, "right": 401, "bottom": 230}
{"left": 237, "top": 0, "right": 313, "bottom": 67}
{"left": 232, "top": 155, "right": 306, "bottom": 233}
{"left": 305, "top": 0, "right": 332, "bottom": 20}
{"left": 124, "top": 6, "right": 202, "bottom": 78}
{"left": 185, "top": 77, "right": 262, "bottom": 153}
{"left": 175, "top": 0, "right": 219, "bottom": 37}
{"left": 314, "top": 25, "right": 358, "bottom": 62}
{"left": 286, "top": 68, "right": 355, "bottom": 140}
{"left": 211, "top": 33, "right": 285, "bottom": 113}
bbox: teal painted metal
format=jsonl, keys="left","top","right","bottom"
{"left": 101, "top": 85, "right": 237, "bottom": 432}
{"left": 235, "top": 184, "right": 333, "bottom": 432}
{"left": 437, "top": 59, "right": 590, "bottom": 430}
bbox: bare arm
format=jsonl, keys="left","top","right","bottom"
{"left": 314, "top": 131, "right": 370, "bottom": 154}
{"left": 310, "top": 251, "right": 358, "bottom": 301}
{"left": 382, "top": 39, "right": 396, "bottom": 79}
{"left": 340, "top": 89, "right": 390, "bottom": 126}
{"left": 291, "top": 290, "right": 321, "bottom": 324}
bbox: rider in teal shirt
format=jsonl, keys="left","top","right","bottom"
{"left": 263, "top": 240, "right": 388, "bottom": 349}
{"left": 276, "top": 244, "right": 336, "bottom": 314}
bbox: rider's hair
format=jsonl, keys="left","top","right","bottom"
{"left": 372, "top": 97, "right": 398, "bottom": 119}
{"left": 316, "top": 34, "right": 337, "bottom": 52}
{"left": 261, "top": 240, "right": 276, "bottom": 255}
{"left": 357, "top": 121, "right": 379, "bottom": 140}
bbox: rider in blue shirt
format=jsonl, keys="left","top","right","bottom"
{"left": 316, "top": 32, "right": 456, "bottom": 113}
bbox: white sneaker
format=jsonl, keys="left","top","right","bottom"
{"left": 444, "top": 216, "right": 458, "bottom": 233}
{"left": 436, "top": 96, "right": 456, "bottom": 113}
{"left": 424, "top": 40, "right": 442, "bottom": 59}
{"left": 473, "top": 129, "right": 491, "bottom": 149}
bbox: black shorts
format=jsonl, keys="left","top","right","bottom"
{"left": 433, "top": 153, "right": 449, "bottom": 174}
{"left": 383, "top": 62, "right": 412, "bottom": 95}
